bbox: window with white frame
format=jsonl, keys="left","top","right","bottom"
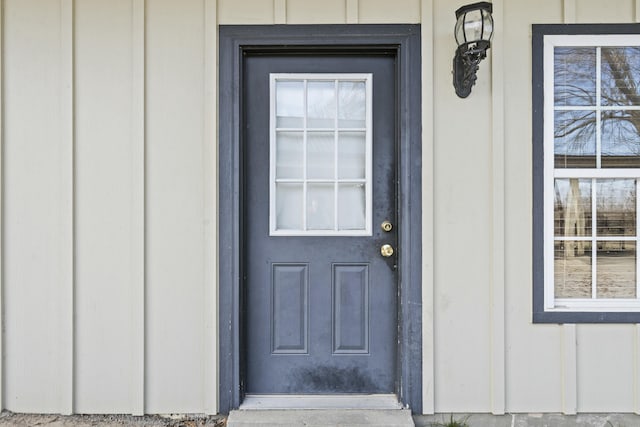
{"left": 269, "top": 73, "right": 372, "bottom": 236}
{"left": 534, "top": 26, "right": 640, "bottom": 322}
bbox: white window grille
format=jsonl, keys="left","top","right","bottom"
{"left": 269, "top": 73, "right": 373, "bottom": 236}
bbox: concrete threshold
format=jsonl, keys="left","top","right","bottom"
{"left": 240, "top": 394, "right": 403, "bottom": 410}
{"left": 226, "top": 409, "right": 415, "bottom": 427}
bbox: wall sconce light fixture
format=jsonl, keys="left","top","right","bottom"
{"left": 453, "top": 2, "right": 494, "bottom": 98}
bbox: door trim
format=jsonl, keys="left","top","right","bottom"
{"left": 218, "top": 24, "right": 422, "bottom": 414}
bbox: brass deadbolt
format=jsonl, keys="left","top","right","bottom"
{"left": 381, "top": 220, "right": 393, "bottom": 232}
{"left": 380, "top": 244, "right": 394, "bottom": 257}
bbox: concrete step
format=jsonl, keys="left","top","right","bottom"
{"left": 226, "top": 409, "right": 415, "bottom": 427}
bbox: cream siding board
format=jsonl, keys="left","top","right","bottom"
{"left": 576, "top": 0, "right": 635, "bottom": 23}
{"left": 490, "top": 0, "right": 505, "bottom": 415}
{"left": 420, "top": 0, "right": 436, "bottom": 415}
{"left": 563, "top": 0, "right": 576, "bottom": 23}
{"left": 346, "top": 0, "right": 358, "bottom": 23}
{"left": 432, "top": 0, "right": 491, "bottom": 413}
{"left": 275, "top": 0, "right": 287, "bottom": 24}
{"left": 131, "top": 0, "right": 146, "bottom": 415}
{"left": 3, "top": 0, "right": 640, "bottom": 416}
{"left": 3, "top": 0, "right": 216, "bottom": 415}
{"left": 203, "top": 0, "right": 218, "bottom": 415}
{"left": 577, "top": 326, "right": 636, "bottom": 412}
{"left": 4, "top": 0, "right": 73, "bottom": 413}
{"left": 504, "top": 0, "right": 564, "bottom": 414}
{"left": 0, "top": 0, "right": 4, "bottom": 411}
{"left": 563, "top": 0, "right": 637, "bottom": 415}
{"left": 145, "top": 0, "right": 209, "bottom": 413}
{"left": 74, "top": 0, "right": 139, "bottom": 413}
{"left": 218, "top": 0, "right": 275, "bottom": 24}
{"left": 636, "top": 326, "right": 640, "bottom": 413}
{"left": 358, "top": 0, "right": 420, "bottom": 24}
{"left": 562, "top": 325, "right": 577, "bottom": 414}
{"left": 287, "top": 0, "right": 346, "bottom": 23}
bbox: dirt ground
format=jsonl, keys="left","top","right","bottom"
{"left": 0, "top": 411, "right": 226, "bottom": 427}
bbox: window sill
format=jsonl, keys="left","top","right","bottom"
{"left": 533, "top": 310, "right": 640, "bottom": 323}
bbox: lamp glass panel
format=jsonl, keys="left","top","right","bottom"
{"left": 481, "top": 10, "right": 493, "bottom": 41}
{"left": 455, "top": 16, "right": 466, "bottom": 45}
{"left": 462, "top": 9, "right": 484, "bottom": 43}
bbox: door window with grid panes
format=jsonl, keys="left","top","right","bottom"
{"left": 269, "top": 74, "right": 372, "bottom": 236}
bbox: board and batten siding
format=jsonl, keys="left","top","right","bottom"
{"left": 1, "top": 0, "right": 640, "bottom": 416}
{"left": 3, "top": 0, "right": 217, "bottom": 414}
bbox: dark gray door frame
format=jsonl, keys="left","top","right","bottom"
{"left": 218, "top": 24, "right": 422, "bottom": 414}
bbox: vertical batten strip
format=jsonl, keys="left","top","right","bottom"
{"left": 0, "top": 0, "right": 4, "bottom": 411}
{"left": 274, "top": 0, "right": 286, "bottom": 24}
{"left": 420, "top": 0, "right": 435, "bottom": 415}
{"left": 560, "top": 5, "right": 577, "bottom": 416}
{"left": 637, "top": 37, "right": 640, "bottom": 421}
{"left": 563, "top": 0, "right": 576, "bottom": 24}
{"left": 346, "top": 0, "right": 358, "bottom": 24}
{"left": 131, "top": 0, "right": 145, "bottom": 416}
{"left": 203, "top": 0, "right": 217, "bottom": 414}
{"left": 60, "top": 0, "right": 74, "bottom": 415}
{"left": 635, "top": 326, "right": 640, "bottom": 414}
{"left": 490, "top": 0, "right": 505, "bottom": 416}
{"left": 562, "top": 324, "right": 577, "bottom": 414}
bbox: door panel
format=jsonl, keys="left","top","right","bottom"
{"left": 271, "top": 264, "right": 308, "bottom": 354}
{"left": 333, "top": 264, "right": 369, "bottom": 354}
{"left": 244, "top": 53, "right": 397, "bottom": 394}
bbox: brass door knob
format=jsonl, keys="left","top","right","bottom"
{"left": 380, "top": 244, "right": 394, "bottom": 257}
{"left": 381, "top": 220, "right": 393, "bottom": 232}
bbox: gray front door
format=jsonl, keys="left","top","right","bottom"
{"left": 244, "top": 53, "right": 397, "bottom": 394}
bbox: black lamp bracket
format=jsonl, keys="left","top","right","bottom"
{"left": 453, "top": 39, "right": 491, "bottom": 98}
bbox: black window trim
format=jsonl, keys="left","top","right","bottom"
{"left": 533, "top": 23, "right": 640, "bottom": 323}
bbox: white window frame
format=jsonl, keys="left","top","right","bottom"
{"left": 543, "top": 34, "right": 640, "bottom": 312}
{"left": 269, "top": 73, "right": 373, "bottom": 236}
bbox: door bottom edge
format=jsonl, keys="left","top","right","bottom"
{"left": 239, "top": 394, "right": 403, "bottom": 410}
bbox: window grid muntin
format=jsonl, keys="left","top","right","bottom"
{"left": 545, "top": 35, "right": 640, "bottom": 311}
{"left": 333, "top": 80, "right": 339, "bottom": 230}
{"left": 303, "top": 80, "right": 308, "bottom": 231}
{"left": 270, "top": 73, "right": 372, "bottom": 236}
{"left": 596, "top": 47, "right": 602, "bottom": 168}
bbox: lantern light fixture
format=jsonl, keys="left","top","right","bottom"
{"left": 453, "top": 2, "right": 494, "bottom": 98}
